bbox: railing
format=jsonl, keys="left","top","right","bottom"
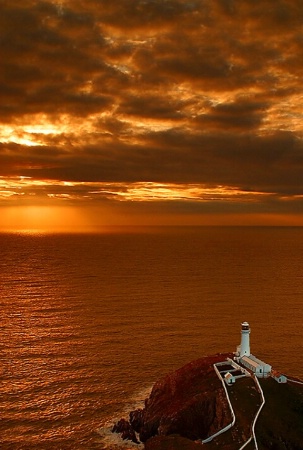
{"left": 288, "top": 378, "right": 303, "bottom": 386}
{"left": 238, "top": 375, "right": 265, "bottom": 450}
{"left": 201, "top": 363, "right": 236, "bottom": 443}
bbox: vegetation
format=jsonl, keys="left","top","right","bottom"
{"left": 256, "top": 379, "right": 303, "bottom": 450}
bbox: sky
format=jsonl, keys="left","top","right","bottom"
{"left": 1, "top": 0, "right": 303, "bottom": 231}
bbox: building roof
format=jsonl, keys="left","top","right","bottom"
{"left": 241, "top": 356, "right": 261, "bottom": 369}
{"left": 241, "top": 354, "right": 271, "bottom": 369}
{"left": 249, "top": 354, "right": 271, "bottom": 367}
{"left": 224, "top": 372, "right": 234, "bottom": 380}
{"left": 272, "top": 370, "right": 286, "bottom": 378}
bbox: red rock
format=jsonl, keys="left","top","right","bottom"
{"left": 112, "top": 418, "right": 139, "bottom": 443}
{"left": 112, "top": 353, "right": 303, "bottom": 449}
{"left": 145, "top": 435, "right": 204, "bottom": 450}
{"left": 138, "top": 353, "right": 233, "bottom": 442}
{"left": 130, "top": 408, "right": 145, "bottom": 432}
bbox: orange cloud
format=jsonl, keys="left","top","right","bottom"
{"left": 1, "top": 1, "right": 303, "bottom": 227}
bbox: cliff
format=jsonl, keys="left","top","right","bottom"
{"left": 112, "top": 354, "right": 303, "bottom": 450}
{"left": 113, "top": 353, "right": 233, "bottom": 443}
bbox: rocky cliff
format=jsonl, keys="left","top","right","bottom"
{"left": 112, "top": 353, "right": 233, "bottom": 444}
{"left": 112, "top": 354, "right": 303, "bottom": 449}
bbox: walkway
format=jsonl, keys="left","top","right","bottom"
{"left": 201, "top": 363, "right": 236, "bottom": 444}
{"left": 238, "top": 375, "right": 265, "bottom": 450}
{"left": 202, "top": 361, "right": 266, "bottom": 449}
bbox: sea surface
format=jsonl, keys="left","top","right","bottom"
{"left": 1, "top": 226, "right": 303, "bottom": 449}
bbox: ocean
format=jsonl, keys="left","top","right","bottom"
{"left": 1, "top": 226, "right": 302, "bottom": 449}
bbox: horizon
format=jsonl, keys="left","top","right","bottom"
{"left": 1, "top": 223, "right": 303, "bottom": 236}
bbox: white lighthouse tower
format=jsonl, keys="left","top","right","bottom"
{"left": 239, "top": 321, "right": 250, "bottom": 357}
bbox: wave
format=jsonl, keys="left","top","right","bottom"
{"left": 97, "top": 385, "right": 152, "bottom": 449}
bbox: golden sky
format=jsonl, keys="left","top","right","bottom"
{"left": 1, "top": 0, "right": 303, "bottom": 231}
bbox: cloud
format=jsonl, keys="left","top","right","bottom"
{"left": 1, "top": 0, "right": 303, "bottom": 222}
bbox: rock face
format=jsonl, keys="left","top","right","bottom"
{"left": 112, "top": 353, "right": 233, "bottom": 444}
{"left": 145, "top": 435, "right": 205, "bottom": 450}
{"left": 112, "top": 418, "right": 139, "bottom": 443}
{"left": 112, "top": 353, "right": 303, "bottom": 449}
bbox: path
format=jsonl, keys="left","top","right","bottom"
{"left": 201, "top": 363, "right": 236, "bottom": 444}
{"left": 202, "top": 361, "right": 266, "bottom": 449}
{"left": 238, "top": 375, "right": 265, "bottom": 450}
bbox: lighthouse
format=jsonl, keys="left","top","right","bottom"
{"left": 235, "top": 322, "right": 272, "bottom": 378}
{"left": 239, "top": 321, "right": 250, "bottom": 357}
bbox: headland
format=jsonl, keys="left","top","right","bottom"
{"left": 112, "top": 323, "right": 303, "bottom": 449}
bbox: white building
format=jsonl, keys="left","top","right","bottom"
{"left": 235, "top": 322, "right": 272, "bottom": 378}
{"left": 241, "top": 355, "right": 272, "bottom": 378}
{"left": 237, "top": 321, "right": 250, "bottom": 357}
{"left": 272, "top": 371, "right": 287, "bottom": 383}
{"left": 224, "top": 372, "right": 236, "bottom": 385}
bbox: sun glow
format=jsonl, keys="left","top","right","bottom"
{"left": 0, "top": 125, "right": 55, "bottom": 147}
{"left": 0, "top": 206, "right": 94, "bottom": 233}
{"left": 0, "top": 114, "right": 82, "bottom": 147}
{"left": 23, "top": 124, "right": 60, "bottom": 135}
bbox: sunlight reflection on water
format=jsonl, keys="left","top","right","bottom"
{"left": 0, "top": 228, "right": 303, "bottom": 448}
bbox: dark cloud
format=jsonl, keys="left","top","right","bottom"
{"left": 117, "top": 94, "right": 186, "bottom": 120}
{"left": 193, "top": 99, "right": 268, "bottom": 131}
{"left": 79, "top": 0, "right": 196, "bottom": 31}
{"left": 1, "top": 0, "right": 303, "bottom": 221}
{"left": 0, "top": 1, "right": 110, "bottom": 119}
{"left": 2, "top": 129, "right": 303, "bottom": 200}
